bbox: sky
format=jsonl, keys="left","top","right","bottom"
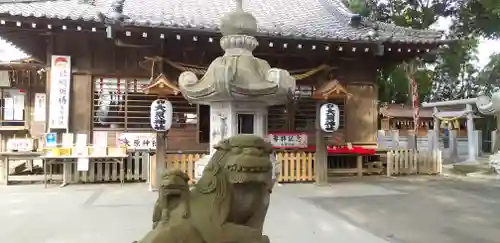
{"left": 430, "top": 16, "right": 500, "bottom": 68}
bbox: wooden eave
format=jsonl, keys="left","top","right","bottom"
{"left": 142, "top": 73, "right": 181, "bottom": 96}
{"left": 312, "top": 79, "right": 352, "bottom": 100}
{"left": 0, "top": 62, "right": 44, "bottom": 71}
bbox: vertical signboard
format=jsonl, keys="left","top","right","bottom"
{"left": 48, "top": 55, "right": 71, "bottom": 129}
{"left": 34, "top": 93, "right": 46, "bottom": 121}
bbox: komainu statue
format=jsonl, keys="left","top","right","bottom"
{"left": 152, "top": 169, "right": 191, "bottom": 229}
{"left": 136, "top": 134, "right": 274, "bottom": 243}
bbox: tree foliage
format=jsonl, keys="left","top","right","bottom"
{"left": 344, "top": 0, "right": 500, "bottom": 103}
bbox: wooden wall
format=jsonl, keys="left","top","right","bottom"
{"left": 0, "top": 70, "right": 45, "bottom": 151}
{"left": 47, "top": 32, "right": 380, "bottom": 151}
{"left": 341, "top": 60, "right": 378, "bottom": 145}
{"left": 49, "top": 33, "right": 207, "bottom": 150}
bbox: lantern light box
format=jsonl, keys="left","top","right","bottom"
{"left": 150, "top": 99, "right": 173, "bottom": 132}
{"left": 319, "top": 103, "right": 340, "bottom": 132}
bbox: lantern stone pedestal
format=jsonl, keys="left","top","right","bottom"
{"left": 178, "top": 0, "right": 295, "bottom": 180}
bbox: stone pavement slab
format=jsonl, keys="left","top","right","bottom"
{"left": 0, "top": 183, "right": 390, "bottom": 243}
{"left": 304, "top": 177, "right": 500, "bottom": 243}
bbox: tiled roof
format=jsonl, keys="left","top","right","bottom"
{"left": 0, "top": 0, "right": 446, "bottom": 43}
{"left": 380, "top": 104, "right": 434, "bottom": 118}
{"left": 379, "top": 104, "right": 480, "bottom": 119}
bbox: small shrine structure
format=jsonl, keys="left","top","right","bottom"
{"left": 422, "top": 99, "right": 481, "bottom": 162}
{"left": 178, "top": 0, "right": 295, "bottom": 177}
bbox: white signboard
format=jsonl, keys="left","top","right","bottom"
{"left": 93, "top": 131, "right": 108, "bottom": 147}
{"left": 62, "top": 133, "right": 74, "bottom": 147}
{"left": 34, "top": 93, "right": 46, "bottom": 121}
{"left": 267, "top": 133, "right": 308, "bottom": 148}
{"left": 319, "top": 103, "right": 340, "bottom": 132}
{"left": 48, "top": 55, "right": 71, "bottom": 129}
{"left": 75, "top": 133, "right": 88, "bottom": 146}
{"left": 13, "top": 95, "right": 24, "bottom": 120}
{"left": 117, "top": 133, "right": 156, "bottom": 150}
{"left": 77, "top": 157, "right": 89, "bottom": 171}
{"left": 3, "top": 97, "right": 13, "bottom": 120}
{"left": 6, "top": 138, "right": 33, "bottom": 152}
{"left": 150, "top": 99, "right": 173, "bottom": 131}
{"left": 0, "top": 71, "right": 10, "bottom": 87}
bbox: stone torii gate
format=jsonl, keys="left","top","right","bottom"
{"left": 422, "top": 98, "right": 477, "bottom": 163}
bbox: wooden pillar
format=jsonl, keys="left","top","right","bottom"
{"left": 45, "top": 35, "right": 54, "bottom": 134}
{"left": 314, "top": 103, "right": 328, "bottom": 185}
{"left": 356, "top": 155, "right": 362, "bottom": 177}
{"left": 154, "top": 132, "right": 166, "bottom": 190}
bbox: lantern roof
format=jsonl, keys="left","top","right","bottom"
{"left": 312, "top": 79, "right": 352, "bottom": 100}
{"left": 143, "top": 74, "right": 180, "bottom": 96}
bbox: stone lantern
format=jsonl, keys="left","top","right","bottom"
{"left": 178, "top": 0, "right": 296, "bottom": 179}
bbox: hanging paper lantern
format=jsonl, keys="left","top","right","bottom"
{"left": 150, "top": 99, "right": 173, "bottom": 132}
{"left": 319, "top": 103, "right": 339, "bottom": 132}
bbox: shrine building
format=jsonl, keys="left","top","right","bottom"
{"left": 0, "top": 0, "right": 448, "bottom": 180}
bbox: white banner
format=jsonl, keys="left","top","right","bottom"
{"left": 117, "top": 133, "right": 156, "bottom": 150}
{"left": 267, "top": 133, "right": 308, "bottom": 148}
{"left": 34, "top": 93, "right": 46, "bottom": 121}
{"left": 48, "top": 55, "right": 71, "bottom": 129}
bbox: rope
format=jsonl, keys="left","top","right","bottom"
{"left": 435, "top": 116, "right": 461, "bottom": 122}
{"left": 163, "top": 58, "right": 329, "bottom": 80}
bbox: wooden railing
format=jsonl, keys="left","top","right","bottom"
{"left": 386, "top": 149, "right": 443, "bottom": 175}
{"left": 8, "top": 152, "right": 151, "bottom": 185}
{"left": 163, "top": 150, "right": 443, "bottom": 182}
{"left": 163, "top": 151, "right": 316, "bottom": 183}
{"left": 166, "top": 152, "right": 207, "bottom": 181}
{"left": 33, "top": 149, "right": 442, "bottom": 185}
{"left": 277, "top": 151, "right": 314, "bottom": 182}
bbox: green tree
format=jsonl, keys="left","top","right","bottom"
{"left": 344, "top": 0, "right": 499, "bottom": 102}
{"left": 454, "top": 0, "right": 500, "bottom": 38}
{"left": 477, "top": 53, "right": 500, "bottom": 94}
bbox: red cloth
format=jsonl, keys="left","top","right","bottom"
{"left": 307, "top": 146, "right": 376, "bottom": 155}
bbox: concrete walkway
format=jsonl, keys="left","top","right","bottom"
{"left": 0, "top": 183, "right": 390, "bottom": 243}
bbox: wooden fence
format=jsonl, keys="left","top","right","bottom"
{"left": 277, "top": 151, "right": 314, "bottom": 182}
{"left": 8, "top": 149, "right": 442, "bottom": 185}
{"left": 6, "top": 152, "right": 150, "bottom": 184}
{"left": 163, "top": 149, "right": 442, "bottom": 183}
{"left": 387, "top": 149, "right": 443, "bottom": 175}
{"left": 166, "top": 152, "right": 207, "bottom": 182}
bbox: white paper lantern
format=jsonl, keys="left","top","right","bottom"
{"left": 150, "top": 99, "right": 173, "bottom": 131}
{"left": 319, "top": 103, "right": 340, "bottom": 132}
